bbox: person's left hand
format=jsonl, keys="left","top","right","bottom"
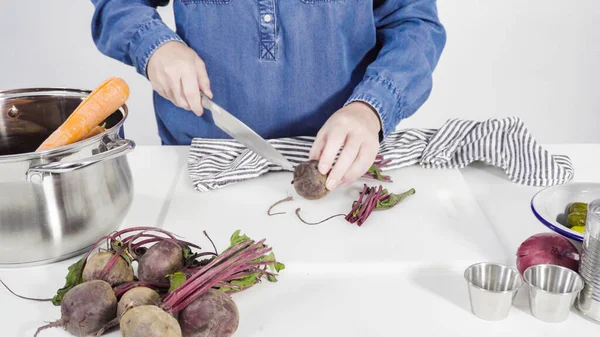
{"left": 309, "top": 101, "right": 382, "bottom": 191}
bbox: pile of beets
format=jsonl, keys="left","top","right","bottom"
{"left": 35, "top": 227, "right": 284, "bottom": 337}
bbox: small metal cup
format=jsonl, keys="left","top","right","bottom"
{"left": 464, "top": 262, "right": 523, "bottom": 321}
{"left": 523, "top": 264, "right": 584, "bottom": 322}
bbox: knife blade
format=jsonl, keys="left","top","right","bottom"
{"left": 200, "top": 93, "right": 295, "bottom": 171}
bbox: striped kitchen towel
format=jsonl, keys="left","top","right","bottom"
{"left": 188, "top": 117, "right": 574, "bottom": 192}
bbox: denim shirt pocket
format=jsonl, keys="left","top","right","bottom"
{"left": 181, "top": 0, "right": 231, "bottom": 4}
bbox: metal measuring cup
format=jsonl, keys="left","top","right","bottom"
{"left": 523, "top": 264, "right": 584, "bottom": 322}
{"left": 464, "top": 262, "right": 523, "bottom": 320}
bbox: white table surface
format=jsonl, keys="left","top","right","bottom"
{"left": 1, "top": 144, "right": 599, "bottom": 336}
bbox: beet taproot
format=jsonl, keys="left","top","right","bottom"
{"left": 83, "top": 251, "right": 134, "bottom": 286}
{"left": 292, "top": 160, "right": 329, "bottom": 200}
{"left": 35, "top": 280, "right": 117, "bottom": 336}
{"left": 178, "top": 289, "right": 239, "bottom": 337}
{"left": 120, "top": 305, "right": 182, "bottom": 337}
{"left": 137, "top": 240, "right": 184, "bottom": 283}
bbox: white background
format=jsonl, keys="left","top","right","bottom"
{"left": 0, "top": 1, "right": 598, "bottom": 146}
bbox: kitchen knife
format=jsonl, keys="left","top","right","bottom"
{"left": 200, "top": 93, "right": 295, "bottom": 171}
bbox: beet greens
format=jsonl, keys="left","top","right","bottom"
{"left": 161, "top": 230, "right": 284, "bottom": 313}
{"left": 345, "top": 184, "right": 416, "bottom": 226}
{"left": 362, "top": 155, "right": 393, "bottom": 182}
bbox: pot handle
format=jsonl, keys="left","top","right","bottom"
{"left": 26, "top": 139, "right": 135, "bottom": 183}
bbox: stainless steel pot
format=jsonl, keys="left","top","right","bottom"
{"left": 0, "top": 88, "right": 135, "bottom": 267}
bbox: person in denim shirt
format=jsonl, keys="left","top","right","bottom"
{"left": 90, "top": 0, "right": 446, "bottom": 191}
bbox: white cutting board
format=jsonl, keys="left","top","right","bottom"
{"left": 161, "top": 163, "right": 508, "bottom": 270}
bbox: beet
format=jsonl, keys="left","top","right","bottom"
{"left": 118, "top": 287, "right": 161, "bottom": 318}
{"left": 178, "top": 289, "right": 239, "bottom": 337}
{"left": 138, "top": 240, "right": 184, "bottom": 283}
{"left": 83, "top": 251, "right": 134, "bottom": 286}
{"left": 35, "top": 280, "right": 117, "bottom": 336}
{"left": 120, "top": 305, "right": 182, "bottom": 337}
{"left": 292, "top": 160, "right": 329, "bottom": 200}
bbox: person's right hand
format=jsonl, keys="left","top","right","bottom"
{"left": 146, "top": 41, "right": 213, "bottom": 116}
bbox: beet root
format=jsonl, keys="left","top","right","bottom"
{"left": 120, "top": 305, "right": 182, "bottom": 337}
{"left": 35, "top": 280, "right": 117, "bottom": 337}
{"left": 178, "top": 289, "right": 239, "bottom": 337}
{"left": 137, "top": 240, "right": 184, "bottom": 284}
{"left": 95, "top": 286, "right": 163, "bottom": 336}
{"left": 118, "top": 286, "right": 161, "bottom": 318}
{"left": 292, "top": 160, "right": 329, "bottom": 200}
{"left": 83, "top": 251, "right": 135, "bottom": 286}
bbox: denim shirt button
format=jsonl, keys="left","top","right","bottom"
{"left": 263, "top": 14, "right": 272, "bottom": 23}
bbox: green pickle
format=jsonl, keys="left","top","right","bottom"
{"left": 569, "top": 202, "right": 588, "bottom": 214}
{"left": 572, "top": 226, "right": 586, "bottom": 234}
{"left": 567, "top": 212, "right": 587, "bottom": 228}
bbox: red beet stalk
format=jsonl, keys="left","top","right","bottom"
{"left": 113, "top": 281, "right": 170, "bottom": 298}
{"left": 161, "top": 239, "right": 273, "bottom": 313}
{"left": 358, "top": 185, "right": 383, "bottom": 226}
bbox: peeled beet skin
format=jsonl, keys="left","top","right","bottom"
{"left": 83, "top": 251, "right": 135, "bottom": 286}
{"left": 120, "top": 305, "right": 182, "bottom": 337}
{"left": 118, "top": 287, "right": 161, "bottom": 318}
{"left": 137, "top": 240, "right": 184, "bottom": 283}
{"left": 35, "top": 280, "right": 117, "bottom": 337}
{"left": 293, "top": 160, "right": 329, "bottom": 200}
{"left": 178, "top": 289, "right": 239, "bottom": 337}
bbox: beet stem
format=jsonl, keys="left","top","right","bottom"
{"left": 204, "top": 230, "right": 218, "bottom": 255}
{"left": 295, "top": 208, "right": 345, "bottom": 225}
{"left": 94, "top": 317, "right": 119, "bottom": 337}
{"left": 166, "top": 247, "right": 271, "bottom": 313}
{"left": 0, "top": 278, "right": 52, "bottom": 302}
{"left": 355, "top": 187, "right": 375, "bottom": 220}
{"left": 163, "top": 242, "right": 271, "bottom": 312}
{"left": 113, "top": 281, "right": 169, "bottom": 297}
{"left": 111, "top": 226, "right": 178, "bottom": 241}
{"left": 100, "top": 246, "right": 127, "bottom": 280}
{"left": 34, "top": 319, "right": 63, "bottom": 337}
{"left": 358, "top": 185, "right": 382, "bottom": 226}
{"left": 169, "top": 248, "right": 271, "bottom": 312}
{"left": 162, "top": 239, "right": 256, "bottom": 305}
{"left": 267, "top": 196, "right": 294, "bottom": 216}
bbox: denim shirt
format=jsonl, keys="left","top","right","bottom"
{"left": 90, "top": 0, "right": 446, "bottom": 145}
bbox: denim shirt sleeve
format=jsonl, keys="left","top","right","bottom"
{"left": 345, "top": 0, "right": 447, "bottom": 139}
{"left": 90, "top": 0, "right": 184, "bottom": 78}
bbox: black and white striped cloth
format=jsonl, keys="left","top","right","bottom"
{"left": 188, "top": 117, "right": 574, "bottom": 192}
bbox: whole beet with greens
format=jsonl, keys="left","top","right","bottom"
{"left": 35, "top": 280, "right": 117, "bottom": 336}
{"left": 178, "top": 289, "right": 239, "bottom": 337}
{"left": 137, "top": 240, "right": 185, "bottom": 284}
{"left": 83, "top": 251, "right": 134, "bottom": 286}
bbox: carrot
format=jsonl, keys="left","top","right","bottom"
{"left": 82, "top": 123, "right": 107, "bottom": 140}
{"left": 36, "top": 77, "right": 129, "bottom": 152}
